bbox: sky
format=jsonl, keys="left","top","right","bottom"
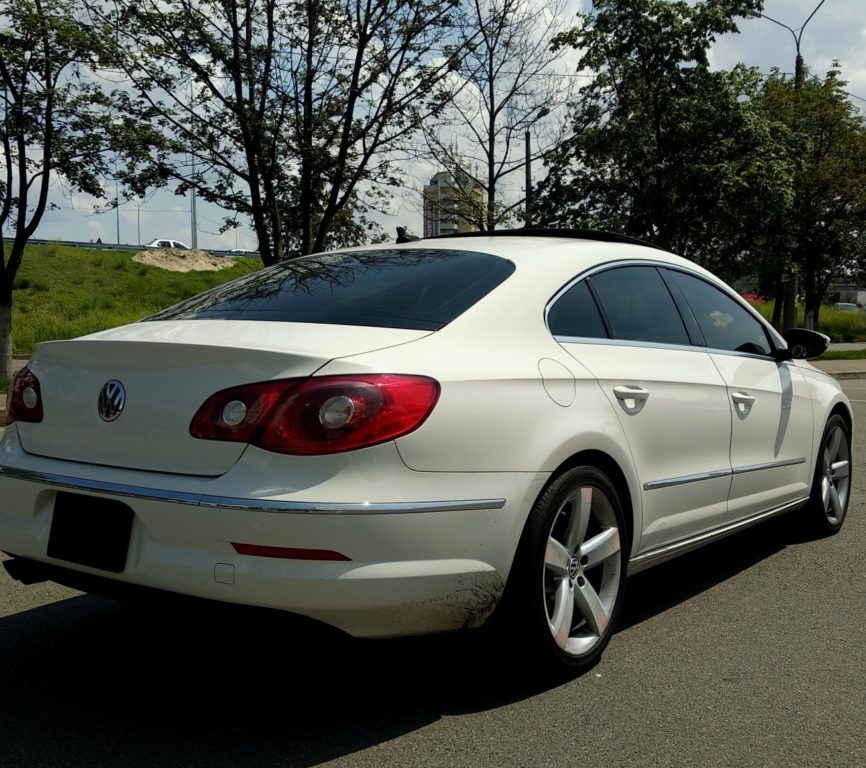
{"left": 17, "top": 0, "right": 866, "bottom": 253}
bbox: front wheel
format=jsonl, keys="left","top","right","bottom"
{"left": 805, "top": 414, "right": 852, "bottom": 535}
{"left": 498, "top": 466, "right": 628, "bottom": 671}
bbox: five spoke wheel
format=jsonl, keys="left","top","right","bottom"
{"left": 499, "top": 465, "right": 627, "bottom": 671}
{"left": 543, "top": 484, "right": 622, "bottom": 656}
{"left": 816, "top": 416, "right": 851, "bottom": 530}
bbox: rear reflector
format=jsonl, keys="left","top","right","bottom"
{"left": 232, "top": 543, "right": 351, "bottom": 561}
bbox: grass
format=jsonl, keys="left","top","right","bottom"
{"left": 9, "top": 242, "right": 261, "bottom": 354}
{"left": 749, "top": 300, "right": 866, "bottom": 343}
{"left": 821, "top": 349, "right": 866, "bottom": 360}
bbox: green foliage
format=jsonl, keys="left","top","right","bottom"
{"left": 536, "top": 0, "right": 793, "bottom": 278}
{"left": 98, "top": 0, "right": 461, "bottom": 260}
{"left": 10, "top": 244, "right": 260, "bottom": 353}
{"left": 749, "top": 300, "right": 866, "bottom": 342}
{"left": 755, "top": 67, "right": 866, "bottom": 322}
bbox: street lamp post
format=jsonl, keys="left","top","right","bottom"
{"left": 524, "top": 107, "right": 550, "bottom": 228}
{"left": 752, "top": 0, "right": 828, "bottom": 88}
{"left": 751, "top": 1, "right": 828, "bottom": 331}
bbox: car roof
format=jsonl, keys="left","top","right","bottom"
{"left": 375, "top": 230, "right": 712, "bottom": 284}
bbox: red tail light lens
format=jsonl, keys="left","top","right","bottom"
{"left": 191, "top": 374, "right": 439, "bottom": 455}
{"left": 190, "top": 379, "right": 301, "bottom": 442}
{"left": 5, "top": 367, "right": 44, "bottom": 425}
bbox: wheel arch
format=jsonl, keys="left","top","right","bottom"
{"left": 830, "top": 401, "right": 852, "bottom": 435}
{"left": 541, "top": 449, "right": 637, "bottom": 558}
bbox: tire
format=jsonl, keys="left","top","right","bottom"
{"left": 805, "top": 414, "right": 852, "bottom": 535}
{"left": 496, "top": 465, "right": 628, "bottom": 672}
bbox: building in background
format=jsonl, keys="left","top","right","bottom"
{"left": 423, "top": 171, "right": 483, "bottom": 237}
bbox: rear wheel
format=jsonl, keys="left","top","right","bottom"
{"left": 499, "top": 466, "right": 628, "bottom": 671}
{"left": 805, "top": 414, "right": 851, "bottom": 535}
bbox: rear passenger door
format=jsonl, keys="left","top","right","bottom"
{"left": 663, "top": 269, "right": 814, "bottom": 521}
{"left": 548, "top": 265, "right": 733, "bottom": 553}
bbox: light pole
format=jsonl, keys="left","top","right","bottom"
{"left": 752, "top": 0, "right": 828, "bottom": 88}
{"left": 751, "top": 1, "right": 828, "bottom": 331}
{"left": 524, "top": 107, "right": 550, "bottom": 228}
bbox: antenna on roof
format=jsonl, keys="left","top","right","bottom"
{"left": 396, "top": 227, "right": 420, "bottom": 244}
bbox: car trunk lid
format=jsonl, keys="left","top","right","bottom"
{"left": 16, "top": 320, "right": 430, "bottom": 475}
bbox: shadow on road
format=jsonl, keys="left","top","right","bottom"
{"left": 620, "top": 511, "right": 819, "bottom": 631}
{"left": 0, "top": 512, "right": 817, "bottom": 767}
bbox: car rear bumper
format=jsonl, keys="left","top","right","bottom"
{"left": 0, "top": 430, "right": 546, "bottom": 637}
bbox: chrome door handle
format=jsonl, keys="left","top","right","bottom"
{"left": 613, "top": 385, "right": 650, "bottom": 402}
{"left": 613, "top": 385, "right": 650, "bottom": 415}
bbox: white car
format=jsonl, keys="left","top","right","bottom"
{"left": 144, "top": 238, "right": 191, "bottom": 250}
{"left": 0, "top": 231, "right": 851, "bottom": 670}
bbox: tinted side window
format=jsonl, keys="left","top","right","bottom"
{"left": 668, "top": 270, "right": 772, "bottom": 355}
{"left": 547, "top": 280, "right": 608, "bottom": 339}
{"left": 590, "top": 266, "right": 689, "bottom": 345}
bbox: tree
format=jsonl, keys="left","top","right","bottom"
{"left": 422, "top": 0, "right": 570, "bottom": 231}
{"left": 0, "top": 0, "right": 113, "bottom": 379}
{"left": 756, "top": 66, "right": 866, "bottom": 327}
{"left": 535, "top": 0, "right": 794, "bottom": 277}
{"left": 97, "top": 0, "right": 461, "bottom": 263}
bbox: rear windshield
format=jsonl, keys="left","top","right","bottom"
{"left": 144, "top": 248, "right": 515, "bottom": 331}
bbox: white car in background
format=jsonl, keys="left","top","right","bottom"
{"left": 144, "top": 238, "right": 191, "bottom": 250}
{"left": 0, "top": 230, "right": 851, "bottom": 670}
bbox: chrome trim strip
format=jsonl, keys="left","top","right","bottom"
{"left": 0, "top": 465, "right": 506, "bottom": 515}
{"left": 643, "top": 468, "right": 732, "bottom": 491}
{"left": 628, "top": 496, "right": 810, "bottom": 575}
{"left": 731, "top": 457, "right": 806, "bottom": 475}
{"left": 644, "top": 457, "right": 807, "bottom": 491}
{"left": 553, "top": 335, "right": 699, "bottom": 354}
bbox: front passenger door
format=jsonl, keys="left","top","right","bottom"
{"left": 664, "top": 269, "right": 814, "bottom": 521}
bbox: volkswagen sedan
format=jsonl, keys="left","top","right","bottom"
{"left": 0, "top": 230, "right": 852, "bottom": 670}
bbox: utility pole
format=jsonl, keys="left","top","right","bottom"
{"left": 525, "top": 130, "right": 532, "bottom": 227}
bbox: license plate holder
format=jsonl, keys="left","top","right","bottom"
{"left": 47, "top": 492, "right": 134, "bottom": 573}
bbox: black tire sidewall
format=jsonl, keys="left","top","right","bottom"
{"left": 809, "top": 414, "right": 851, "bottom": 535}
{"left": 506, "top": 465, "right": 629, "bottom": 670}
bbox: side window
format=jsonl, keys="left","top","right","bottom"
{"left": 547, "top": 279, "right": 608, "bottom": 339}
{"left": 667, "top": 270, "right": 772, "bottom": 355}
{"left": 589, "top": 266, "right": 689, "bottom": 345}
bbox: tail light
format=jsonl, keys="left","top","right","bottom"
{"left": 190, "top": 374, "right": 439, "bottom": 455}
{"left": 5, "top": 367, "right": 44, "bottom": 425}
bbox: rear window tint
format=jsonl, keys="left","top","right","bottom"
{"left": 145, "top": 249, "right": 515, "bottom": 331}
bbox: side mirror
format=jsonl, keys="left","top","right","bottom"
{"left": 781, "top": 328, "right": 830, "bottom": 360}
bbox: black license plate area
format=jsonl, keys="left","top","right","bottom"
{"left": 47, "top": 492, "right": 134, "bottom": 573}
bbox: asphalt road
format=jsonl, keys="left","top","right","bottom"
{"left": 1, "top": 383, "right": 865, "bottom": 768}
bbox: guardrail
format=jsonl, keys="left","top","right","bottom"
{"left": 26, "top": 238, "right": 257, "bottom": 260}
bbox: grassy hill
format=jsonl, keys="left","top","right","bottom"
{"left": 9, "top": 243, "right": 262, "bottom": 355}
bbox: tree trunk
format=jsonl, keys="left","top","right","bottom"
{"left": 0, "top": 290, "right": 12, "bottom": 383}
{"left": 771, "top": 274, "right": 783, "bottom": 327}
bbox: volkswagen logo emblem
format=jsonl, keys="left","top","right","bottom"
{"left": 98, "top": 380, "right": 126, "bottom": 422}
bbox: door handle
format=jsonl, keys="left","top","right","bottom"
{"left": 613, "top": 385, "right": 650, "bottom": 414}
{"left": 731, "top": 391, "right": 755, "bottom": 417}
{"left": 613, "top": 385, "right": 650, "bottom": 402}
{"left": 731, "top": 392, "right": 755, "bottom": 405}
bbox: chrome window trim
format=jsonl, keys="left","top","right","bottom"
{"left": 553, "top": 335, "right": 703, "bottom": 354}
{"left": 0, "top": 465, "right": 506, "bottom": 515}
{"left": 545, "top": 258, "right": 787, "bottom": 357}
{"left": 643, "top": 457, "right": 807, "bottom": 491}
